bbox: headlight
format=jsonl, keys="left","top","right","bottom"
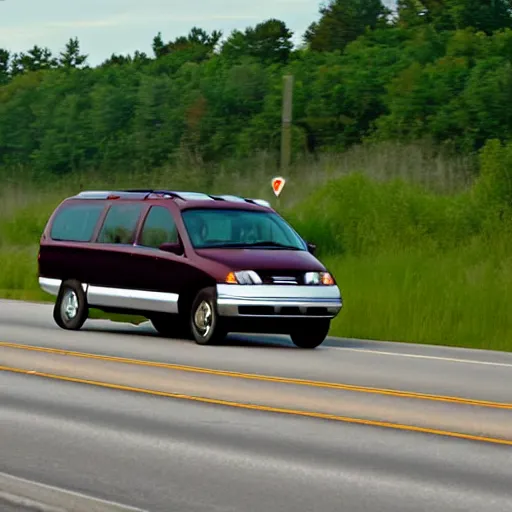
{"left": 225, "top": 270, "right": 262, "bottom": 285}
{"left": 304, "top": 272, "right": 335, "bottom": 286}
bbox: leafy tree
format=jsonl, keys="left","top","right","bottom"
{"left": 304, "top": 0, "right": 391, "bottom": 52}
{"left": 101, "top": 54, "right": 133, "bottom": 67}
{"left": 3, "top": 8, "right": 512, "bottom": 177}
{"left": 447, "top": 0, "right": 512, "bottom": 34}
{"left": 152, "top": 27, "right": 222, "bottom": 61}
{"left": 152, "top": 33, "right": 165, "bottom": 58}
{"left": 395, "top": 0, "right": 447, "bottom": 29}
{"left": 396, "top": 0, "right": 512, "bottom": 33}
{"left": 59, "top": 37, "right": 88, "bottom": 69}
{"left": 100, "top": 51, "right": 150, "bottom": 68}
{"left": 0, "top": 71, "right": 47, "bottom": 166}
{"left": 0, "top": 49, "right": 10, "bottom": 84}
{"left": 9, "top": 46, "right": 56, "bottom": 75}
{"left": 187, "top": 27, "right": 223, "bottom": 50}
{"left": 222, "top": 19, "right": 294, "bottom": 64}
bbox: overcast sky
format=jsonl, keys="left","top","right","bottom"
{"left": 0, "top": 0, "right": 396, "bottom": 66}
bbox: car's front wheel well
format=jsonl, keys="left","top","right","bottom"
{"left": 178, "top": 278, "right": 217, "bottom": 317}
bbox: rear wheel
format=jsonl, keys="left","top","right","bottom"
{"left": 190, "top": 287, "right": 226, "bottom": 345}
{"left": 290, "top": 319, "right": 330, "bottom": 349}
{"left": 53, "top": 279, "right": 89, "bottom": 331}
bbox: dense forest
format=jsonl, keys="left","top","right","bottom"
{"left": 2, "top": 0, "right": 512, "bottom": 176}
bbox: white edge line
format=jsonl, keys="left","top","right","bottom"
{"left": 0, "top": 490, "right": 66, "bottom": 512}
{"left": 329, "top": 346, "right": 512, "bottom": 368}
{"left": 0, "top": 471, "right": 147, "bottom": 512}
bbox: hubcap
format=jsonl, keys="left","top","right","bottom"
{"left": 61, "top": 290, "right": 79, "bottom": 321}
{"left": 194, "top": 300, "right": 213, "bottom": 337}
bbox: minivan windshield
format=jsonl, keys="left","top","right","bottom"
{"left": 181, "top": 208, "right": 307, "bottom": 250}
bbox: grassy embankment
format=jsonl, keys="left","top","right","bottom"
{"left": 1, "top": 142, "right": 510, "bottom": 351}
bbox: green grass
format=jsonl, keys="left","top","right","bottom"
{"left": 284, "top": 167, "right": 512, "bottom": 352}
{"left": 1, "top": 142, "right": 510, "bottom": 352}
{"left": 326, "top": 243, "right": 512, "bottom": 351}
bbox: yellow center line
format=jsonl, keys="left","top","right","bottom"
{"left": 1, "top": 363, "right": 512, "bottom": 447}
{"left": 1, "top": 341, "right": 511, "bottom": 410}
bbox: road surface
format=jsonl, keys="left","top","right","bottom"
{"left": 1, "top": 300, "right": 512, "bottom": 511}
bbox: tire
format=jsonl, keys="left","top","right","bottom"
{"left": 53, "top": 279, "right": 89, "bottom": 331}
{"left": 151, "top": 313, "right": 192, "bottom": 340}
{"left": 190, "top": 287, "right": 226, "bottom": 345}
{"left": 290, "top": 319, "right": 331, "bottom": 349}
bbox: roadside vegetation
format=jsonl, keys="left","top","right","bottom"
{"left": 1, "top": 0, "right": 512, "bottom": 350}
{"left": 1, "top": 140, "right": 511, "bottom": 350}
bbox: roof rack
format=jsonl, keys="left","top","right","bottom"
{"left": 115, "top": 189, "right": 214, "bottom": 201}
{"left": 210, "top": 194, "right": 246, "bottom": 203}
{"left": 210, "top": 195, "right": 271, "bottom": 208}
{"left": 74, "top": 189, "right": 197, "bottom": 200}
{"left": 246, "top": 198, "right": 272, "bottom": 208}
{"left": 73, "top": 189, "right": 272, "bottom": 208}
{"left": 175, "top": 191, "right": 214, "bottom": 201}
{"left": 74, "top": 190, "right": 149, "bottom": 200}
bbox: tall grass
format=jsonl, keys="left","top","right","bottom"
{"left": 0, "top": 141, "right": 476, "bottom": 207}
{"left": 282, "top": 157, "right": 511, "bottom": 351}
{"left": 2, "top": 141, "right": 510, "bottom": 351}
{"left": 323, "top": 226, "right": 512, "bottom": 351}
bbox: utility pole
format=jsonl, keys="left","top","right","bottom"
{"left": 280, "top": 74, "right": 294, "bottom": 172}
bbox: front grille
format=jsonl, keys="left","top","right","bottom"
{"left": 258, "top": 271, "right": 302, "bottom": 285}
{"left": 270, "top": 276, "right": 297, "bottom": 285}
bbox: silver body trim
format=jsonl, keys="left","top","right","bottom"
{"left": 38, "top": 278, "right": 178, "bottom": 314}
{"left": 216, "top": 284, "right": 342, "bottom": 318}
{"left": 39, "top": 278, "right": 63, "bottom": 296}
{"left": 86, "top": 286, "right": 179, "bottom": 314}
{"left": 39, "top": 279, "right": 341, "bottom": 318}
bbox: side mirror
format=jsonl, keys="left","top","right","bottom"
{"left": 159, "top": 242, "right": 183, "bottom": 256}
{"left": 306, "top": 241, "right": 316, "bottom": 255}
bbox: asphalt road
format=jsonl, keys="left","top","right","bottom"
{"left": 1, "top": 300, "right": 512, "bottom": 511}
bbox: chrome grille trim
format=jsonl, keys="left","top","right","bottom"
{"left": 271, "top": 276, "right": 298, "bottom": 285}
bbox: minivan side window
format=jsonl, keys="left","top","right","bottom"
{"left": 139, "top": 206, "right": 178, "bottom": 248}
{"left": 50, "top": 203, "right": 105, "bottom": 242}
{"left": 97, "top": 203, "right": 144, "bottom": 244}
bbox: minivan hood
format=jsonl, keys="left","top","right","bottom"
{"left": 195, "top": 248, "right": 326, "bottom": 272}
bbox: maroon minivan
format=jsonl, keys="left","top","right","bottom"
{"left": 38, "top": 190, "right": 342, "bottom": 348}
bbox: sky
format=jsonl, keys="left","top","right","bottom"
{"left": 0, "top": 0, "right": 396, "bottom": 66}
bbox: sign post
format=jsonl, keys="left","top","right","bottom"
{"left": 280, "top": 75, "right": 294, "bottom": 172}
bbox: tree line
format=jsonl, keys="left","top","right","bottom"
{"left": 1, "top": 0, "right": 512, "bottom": 175}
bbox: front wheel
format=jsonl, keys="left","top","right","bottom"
{"left": 190, "top": 287, "right": 226, "bottom": 345}
{"left": 290, "top": 319, "right": 331, "bottom": 349}
{"left": 53, "top": 279, "right": 89, "bottom": 331}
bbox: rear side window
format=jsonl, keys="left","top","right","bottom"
{"left": 50, "top": 203, "right": 104, "bottom": 242}
{"left": 139, "top": 206, "right": 178, "bottom": 248}
{"left": 97, "top": 203, "right": 144, "bottom": 244}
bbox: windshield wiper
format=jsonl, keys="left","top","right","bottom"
{"left": 244, "top": 241, "right": 301, "bottom": 249}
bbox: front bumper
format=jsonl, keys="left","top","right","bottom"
{"left": 216, "top": 284, "right": 342, "bottom": 319}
